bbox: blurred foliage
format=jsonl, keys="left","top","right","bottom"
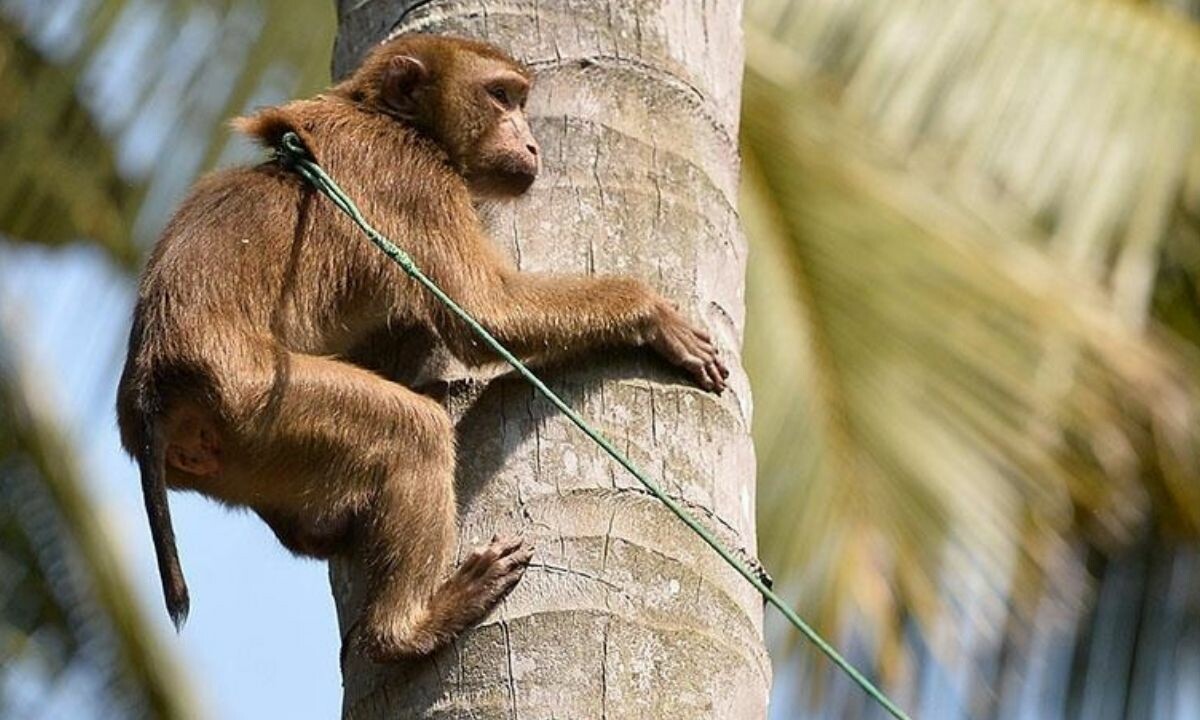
{"left": 0, "top": 0, "right": 336, "bottom": 271}
{"left": 4, "top": 0, "right": 1200, "bottom": 718}
{"left": 0, "top": 0, "right": 333, "bottom": 717}
{"left": 0, "top": 15, "right": 139, "bottom": 267}
{"left": 743, "top": 0, "right": 1200, "bottom": 711}
{"left": 0, "top": 319, "right": 197, "bottom": 719}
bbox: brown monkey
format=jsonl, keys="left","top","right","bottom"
{"left": 116, "top": 33, "right": 727, "bottom": 662}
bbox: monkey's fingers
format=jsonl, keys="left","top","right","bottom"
{"left": 699, "top": 355, "right": 726, "bottom": 393}
{"left": 695, "top": 338, "right": 718, "bottom": 357}
{"left": 678, "top": 330, "right": 728, "bottom": 394}
{"left": 463, "top": 535, "right": 527, "bottom": 577}
{"left": 488, "top": 534, "right": 526, "bottom": 556}
{"left": 682, "top": 356, "right": 717, "bottom": 392}
{"left": 703, "top": 361, "right": 727, "bottom": 394}
{"left": 486, "top": 562, "right": 529, "bottom": 606}
{"left": 477, "top": 542, "right": 533, "bottom": 604}
{"left": 708, "top": 353, "right": 729, "bottom": 380}
{"left": 497, "top": 544, "right": 535, "bottom": 573}
{"left": 650, "top": 321, "right": 727, "bottom": 393}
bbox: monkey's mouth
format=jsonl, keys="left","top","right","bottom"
{"left": 467, "top": 165, "right": 537, "bottom": 198}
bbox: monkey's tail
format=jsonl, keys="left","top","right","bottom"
{"left": 137, "top": 414, "right": 190, "bottom": 629}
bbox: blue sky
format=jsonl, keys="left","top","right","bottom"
{"left": 0, "top": 242, "right": 342, "bottom": 719}
{"left": 1, "top": 3, "right": 344, "bottom": 713}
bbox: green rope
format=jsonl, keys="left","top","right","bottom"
{"left": 277, "top": 131, "right": 912, "bottom": 720}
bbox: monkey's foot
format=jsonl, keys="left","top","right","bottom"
{"left": 446, "top": 534, "right": 534, "bottom": 624}
{"left": 348, "top": 537, "right": 533, "bottom": 665}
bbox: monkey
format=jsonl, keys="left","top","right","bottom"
{"left": 115, "top": 33, "right": 728, "bottom": 663}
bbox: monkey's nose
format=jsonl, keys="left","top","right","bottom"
{"left": 526, "top": 144, "right": 539, "bottom": 157}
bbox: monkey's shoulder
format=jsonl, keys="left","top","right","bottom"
{"left": 136, "top": 164, "right": 307, "bottom": 308}
{"left": 154, "top": 165, "right": 301, "bottom": 246}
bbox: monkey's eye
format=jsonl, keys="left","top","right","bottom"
{"left": 488, "top": 85, "right": 510, "bottom": 107}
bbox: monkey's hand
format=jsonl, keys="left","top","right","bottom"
{"left": 646, "top": 300, "right": 729, "bottom": 393}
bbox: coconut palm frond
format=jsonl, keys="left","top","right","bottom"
{"left": 0, "top": 16, "right": 140, "bottom": 266}
{"left": 0, "top": 318, "right": 198, "bottom": 719}
{"left": 0, "top": 1, "right": 336, "bottom": 714}
{"left": 0, "top": 0, "right": 334, "bottom": 269}
{"left": 745, "top": 0, "right": 1200, "bottom": 318}
{"left": 742, "top": 0, "right": 1200, "bottom": 683}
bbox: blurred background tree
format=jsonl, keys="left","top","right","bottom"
{"left": 2, "top": 0, "right": 1198, "bottom": 718}
{"left": 743, "top": 1, "right": 1200, "bottom": 717}
{"left": 0, "top": 1, "right": 335, "bottom": 717}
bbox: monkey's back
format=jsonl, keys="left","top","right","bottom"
{"left": 117, "top": 161, "right": 389, "bottom": 449}
{"left": 117, "top": 94, "right": 483, "bottom": 455}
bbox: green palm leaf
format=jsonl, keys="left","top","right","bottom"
{"left": 0, "top": 16, "right": 140, "bottom": 266}
{"left": 743, "top": 0, "right": 1200, "bottom": 683}
{"left": 0, "top": 1, "right": 335, "bottom": 714}
{"left": 0, "top": 316, "right": 198, "bottom": 719}
{"left": 0, "top": 0, "right": 335, "bottom": 267}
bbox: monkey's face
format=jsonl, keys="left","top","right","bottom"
{"left": 454, "top": 65, "right": 539, "bottom": 198}
{"left": 374, "top": 41, "right": 540, "bottom": 199}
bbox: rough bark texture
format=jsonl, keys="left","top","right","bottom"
{"left": 329, "top": 2, "right": 768, "bottom": 718}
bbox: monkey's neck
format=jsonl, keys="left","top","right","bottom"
{"left": 236, "top": 96, "right": 466, "bottom": 203}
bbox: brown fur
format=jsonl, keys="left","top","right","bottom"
{"left": 115, "top": 33, "right": 726, "bottom": 662}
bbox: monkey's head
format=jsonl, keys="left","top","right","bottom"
{"left": 349, "top": 34, "right": 540, "bottom": 197}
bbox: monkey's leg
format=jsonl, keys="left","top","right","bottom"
{"left": 255, "top": 509, "right": 351, "bottom": 558}
{"left": 355, "top": 502, "right": 534, "bottom": 661}
{"left": 223, "top": 351, "right": 531, "bottom": 661}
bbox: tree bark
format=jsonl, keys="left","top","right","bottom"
{"left": 329, "top": 2, "right": 768, "bottom": 718}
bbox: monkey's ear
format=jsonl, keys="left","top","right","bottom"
{"left": 381, "top": 55, "right": 428, "bottom": 118}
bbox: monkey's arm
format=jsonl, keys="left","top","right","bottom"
{"left": 436, "top": 266, "right": 728, "bottom": 393}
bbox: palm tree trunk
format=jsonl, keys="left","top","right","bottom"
{"left": 329, "top": 2, "right": 769, "bottom": 717}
